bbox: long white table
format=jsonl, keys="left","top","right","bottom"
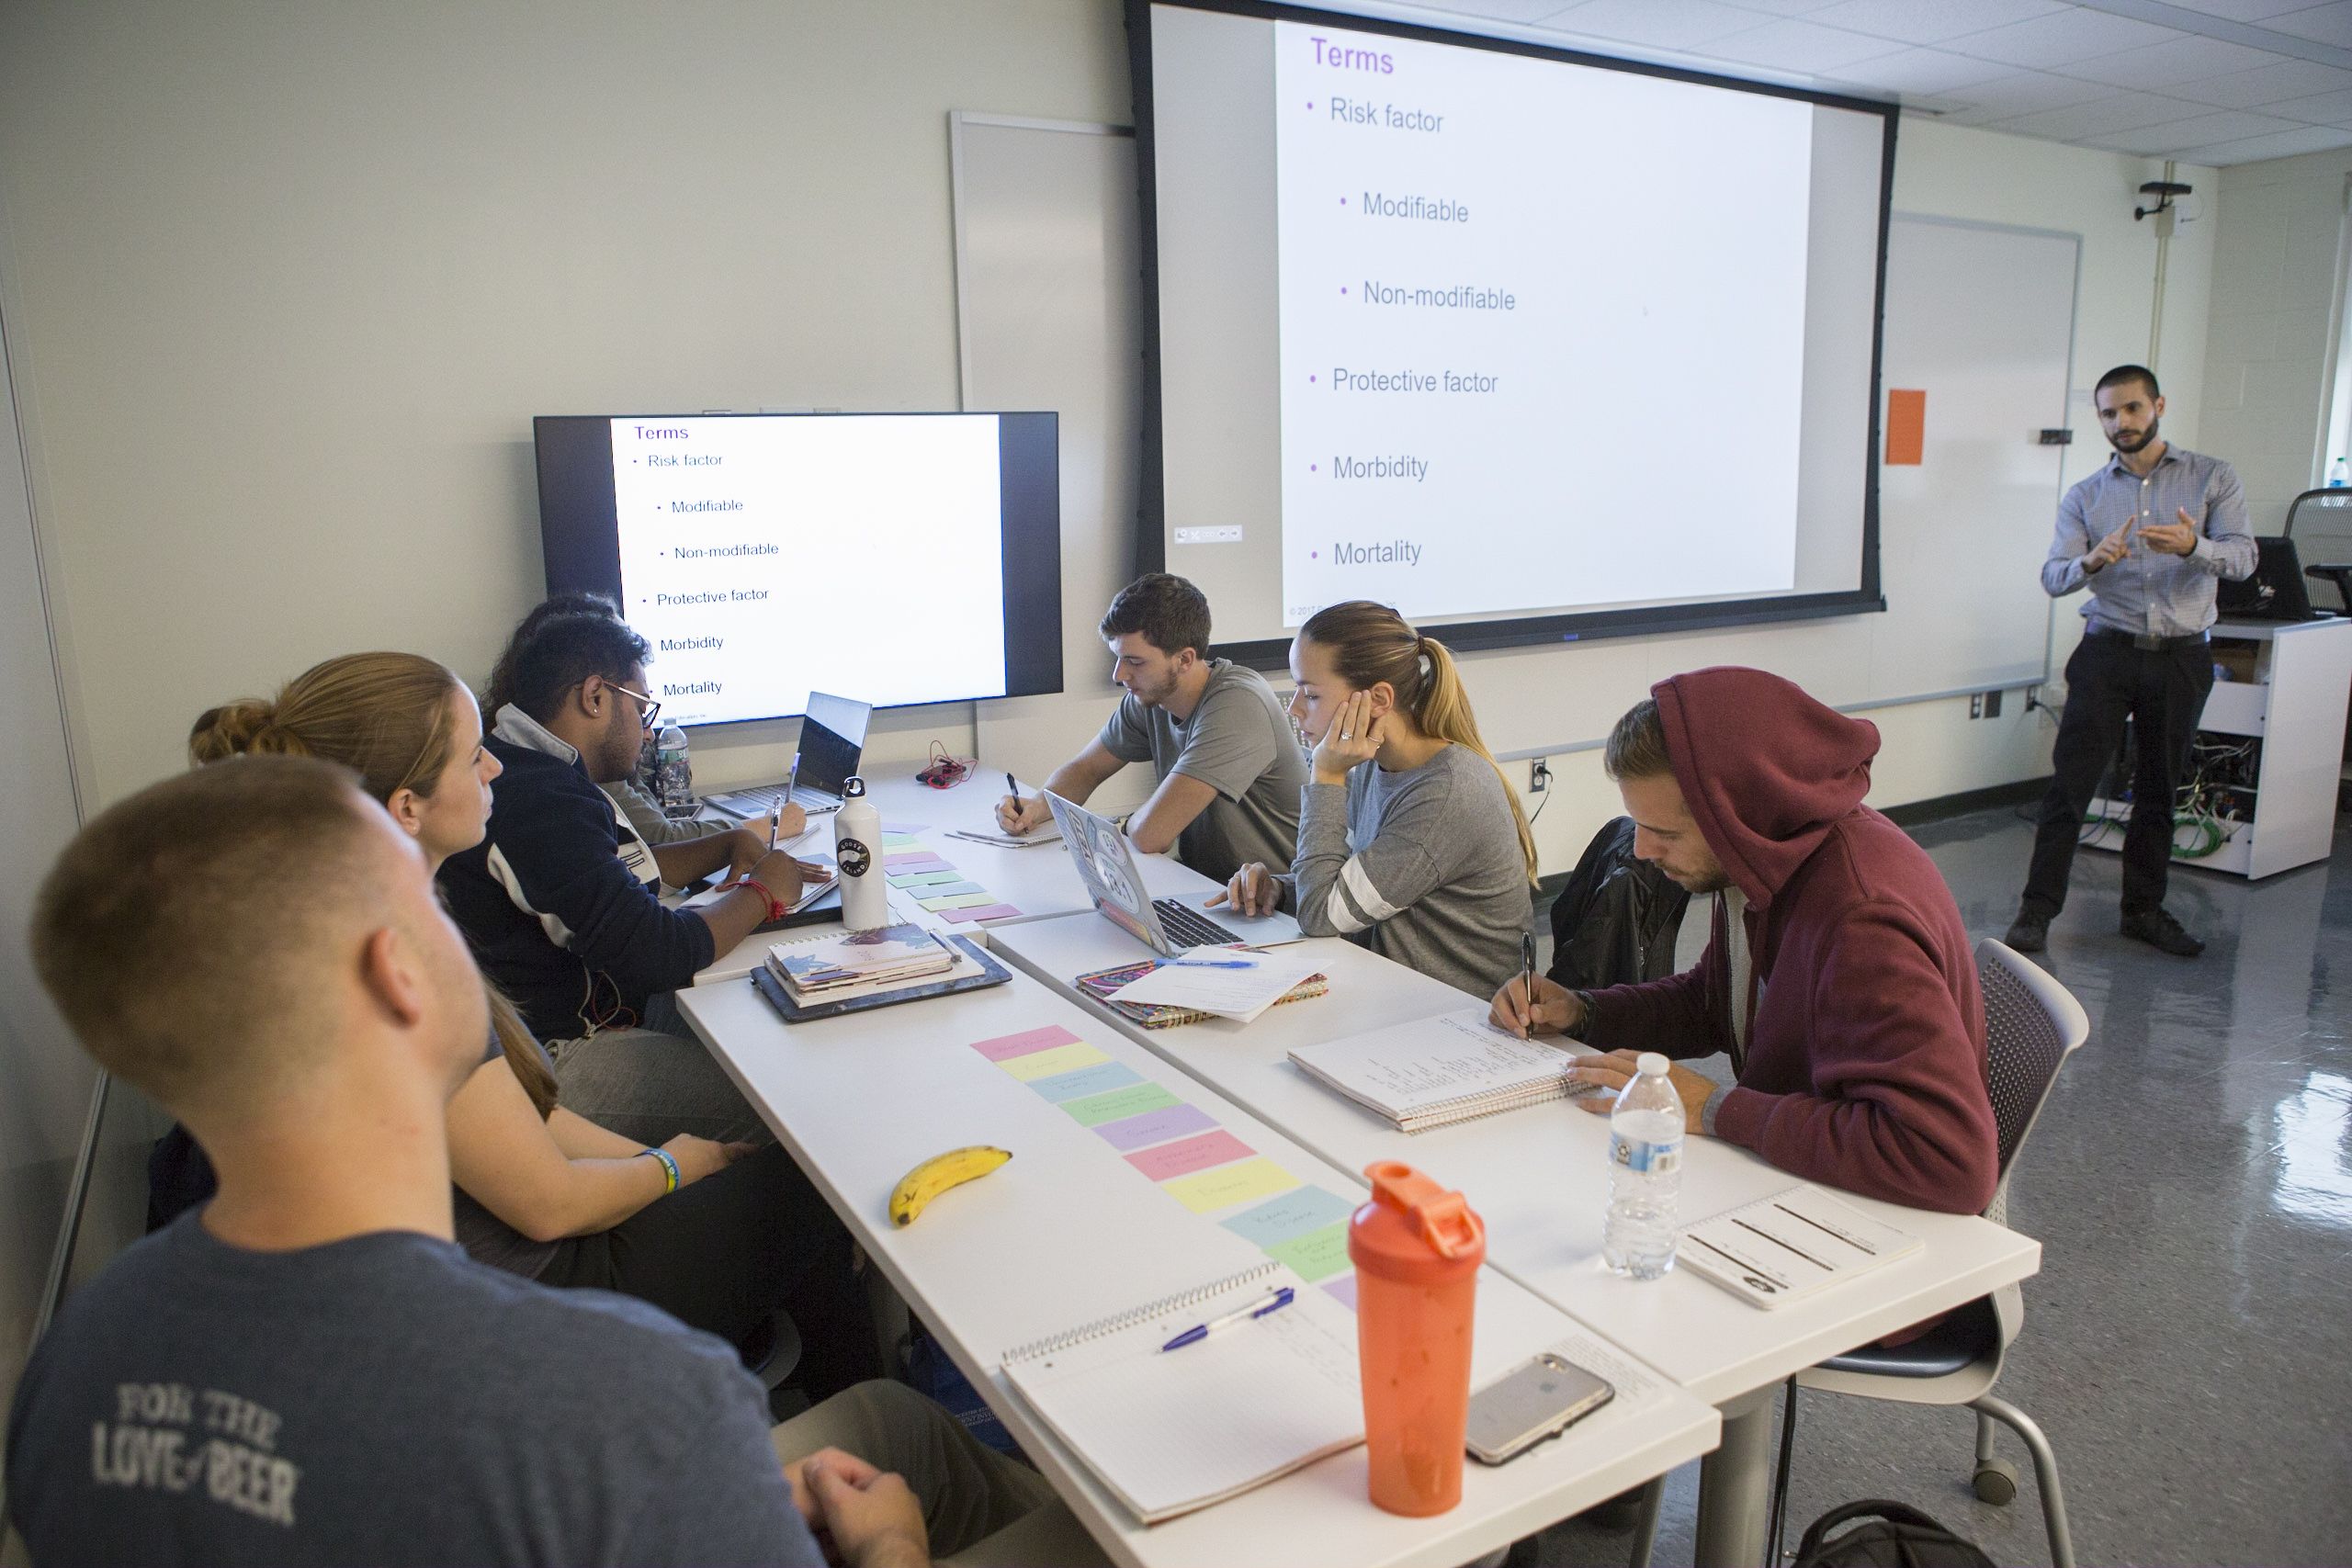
{"left": 985, "top": 912, "right": 2045, "bottom": 1567}
{"left": 678, "top": 968, "right": 1720, "bottom": 1568}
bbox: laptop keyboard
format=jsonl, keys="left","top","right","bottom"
{"left": 1154, "top": 897, "right": 1242, "bottom": 950}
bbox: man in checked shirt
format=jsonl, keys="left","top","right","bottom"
{"left": 2007, "top": 364, "right": 2255, "bottom": 959}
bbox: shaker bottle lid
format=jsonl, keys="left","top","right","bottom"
{"left": 1350, "top": 1160, "right": 1486, "bottom": 1279}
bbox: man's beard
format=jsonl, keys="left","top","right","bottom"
{"left": 2109, "top": 416, "right": 2159, "bottom": 455}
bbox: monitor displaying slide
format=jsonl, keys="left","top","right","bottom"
{"left": 534, "top": 412, "right": 1061, "bottom": 727}
{"left": 1134, "top": 0, "right": 1895, "bottom": 656}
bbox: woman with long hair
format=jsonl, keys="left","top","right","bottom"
{"left": 1213, "top": 600, "right": 1537, "bottom": 998}
{"left": 181, "top": 652, "right": 876, "bottom": 1397}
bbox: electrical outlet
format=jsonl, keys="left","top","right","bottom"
{"left": 1985, "top": 690, "right": 2003, "bottom": 718}
{"left": 2026, "top": 685, "right": 2041, "bottom": 711}
{"left": 1529, "top": 760, "right": 1551, "bottom": 793}
{"left": 1970, "top": 694, "right": 1984, "bottom": 719}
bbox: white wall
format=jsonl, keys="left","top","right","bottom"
{"left": 2200, "top": 146, "right": 2352, "bottom": 536}
{"left": 0, "top": 4, "right": 2221, "bottom": 879}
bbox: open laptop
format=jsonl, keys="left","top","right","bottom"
{"left": 2217, "top": 536, "right": 2316, "bottom": 623}
{"left": 706, "top": 691, "right": 874, "bottom": 818}
{"left": 1044, "top": 792, "right": 1305, "bottom": 953}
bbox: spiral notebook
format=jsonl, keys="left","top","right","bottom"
{"left": 1288, "top": 1008, "right": 1602, "bottom": 1133}
{"left": 999, "top": 1261, "right": 1363, "bottom": 1524}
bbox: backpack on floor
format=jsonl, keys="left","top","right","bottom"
{"left": 1793, "top": 1501, "right": 1996, "bottom": 1568}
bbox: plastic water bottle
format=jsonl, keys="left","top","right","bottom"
{"left": 2329, "top": 457, "right": 2347, "bottom": 489}
{"left": 833, "top": 777, "right": 888, "bottom": 930}
{"left": 1603, "top": 1053, "right": 1684, "bottom": 1280}
{"left": 653, "top": 721, "right": 693, "bottom": 816}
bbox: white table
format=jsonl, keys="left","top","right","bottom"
{"left": 695, "top": 771, "right": 1204, "bottom": 984}
{"left": 678, "top": 969, "right": 1719, "bottom": 1568}
{"left": 986, "top": 913, "right": 2045, "bottom": 1566}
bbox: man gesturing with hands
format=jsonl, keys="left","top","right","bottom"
{"left": 2007, "top": 364, "right": 2255, "bottom": 959}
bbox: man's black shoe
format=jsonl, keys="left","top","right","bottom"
{"left": 2121, "top": 908, "right": 2203, "bottom": 957}
{"left": 2003, "top": 914, "right": 2048, "bottom": 953}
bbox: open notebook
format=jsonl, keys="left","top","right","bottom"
{"left": 1288, "top": 1008, "right": 1601, "bottom": 1133}
{"left": 1000, "top": 1262, "right": 1362, "bottom": 1524}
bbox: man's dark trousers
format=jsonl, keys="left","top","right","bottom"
{"left": 2022, "top": 628, "right": 2214, "bottom": 920}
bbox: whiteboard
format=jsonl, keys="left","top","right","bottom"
{"left": 950, "top": 118, "right": 2079, "bottom": 761}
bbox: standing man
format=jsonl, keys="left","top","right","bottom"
{"left": 998, "top": 572, "right": 1306, "bottom": 885}
{"left": 2007, "top": 364, "right": 2255, "bottom": 959}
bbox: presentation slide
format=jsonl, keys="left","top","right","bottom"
{"left": 536, "top": 412, "right": 1063, "bottom": 729}
{"left": 1141, "top": 2, "right": 1892, "bottom": 653}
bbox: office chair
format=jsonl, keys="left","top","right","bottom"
{"left": 2283, "top": 488, "right": 2352, "bottom": 612}
{"left": 1764, "top": 939, "right": 2086, "bottom": 1568}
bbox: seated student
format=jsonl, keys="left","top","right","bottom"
{"left": 1215, "top": 600, "right": 1536, "bottom": 998}
{"left": 437, "top": 611, "right": 821, "bottom": 1144}
{"left": 187, "top": 653, "right": 874, "bottom": 1393}
{"left": 484, "top": 592, "right": 768, "bottom": 853}
{"left": 9, "top": 756, "right": 1097, "bottom": 1567}
{"left": 997, "top": 572, "right": 1304, "bottom": 884}
{"left": 1490, "top": 670, "right": 2000, "bottom": 1213}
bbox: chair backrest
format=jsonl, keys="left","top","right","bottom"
{"left": 1974, "top": 938, "right": 2088, "bottom": 1183}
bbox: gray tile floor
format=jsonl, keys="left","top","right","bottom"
{"left": 1532, "top": 802, "right": 2352, "bottom": 1568}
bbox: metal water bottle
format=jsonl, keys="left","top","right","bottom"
{"left": 832, "top": 777, "right": 888, "bottom": 930}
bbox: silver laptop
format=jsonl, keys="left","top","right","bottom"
{"left": 1043, "top": 792, "right": 1304, "bottom": 953}
{"left": 705, "top": 691, "right": 874, "bottom": 819}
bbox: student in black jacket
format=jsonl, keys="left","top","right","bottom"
{"left": 439, "top": 614, "right": 821, "bottom": 1143}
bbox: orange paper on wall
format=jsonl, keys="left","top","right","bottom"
{"left": 1885, "top": 389, "right": 1926, "bottom": 466}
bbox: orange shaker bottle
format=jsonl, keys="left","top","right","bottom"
{"left": 1348, "top": 1160, "right": 1486, "bottom": 1516}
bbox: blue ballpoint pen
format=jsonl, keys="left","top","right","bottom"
{"left": 1163, "top": 956, "right": 1260, "bottom": 970}
{"left": 1160, "top": 1286, "right": 1295, "bottom": 1351}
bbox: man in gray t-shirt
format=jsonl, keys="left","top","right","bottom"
{"left": 998, "top": 573, "right": 1305, "bottom": 885}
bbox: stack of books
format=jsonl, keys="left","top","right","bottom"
{"left": 766, "top": 922, "right": 959, "bottom": 1002}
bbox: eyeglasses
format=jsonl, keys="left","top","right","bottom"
{"left": 602, "top": 680, "right": 662, "bottom": 730}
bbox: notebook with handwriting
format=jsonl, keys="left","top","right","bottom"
{"left": 999, "top": 1261, "right": 1362, "bottom": 1524}
{"left": 1288, "top": 1008, "right": 1601, "bottom": 1132}
{"left": 1678, "top": 1186, "right": 1921, "bottom": 1309}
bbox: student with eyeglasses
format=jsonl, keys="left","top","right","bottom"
{"left": 437, "top": 612, "right": 821, "bottom": 1145}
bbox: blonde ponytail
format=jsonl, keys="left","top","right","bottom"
{"left": 190, "top": 653, "right": 463, "bottom": 801}
{"left": 188, "top": 699, "right": 303, "bottom": 765}
{"left": 1297, "top": 602, "right": 1539, "bottom": 885}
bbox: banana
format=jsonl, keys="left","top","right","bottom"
{"left": 888, "top": 1145, "right": 1012, "bottom": 1227}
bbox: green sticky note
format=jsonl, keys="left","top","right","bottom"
{"left": 1062, "top": 1081, "right": 1182, "bottom": 1127}
{"left": 1263, "top": 1222, "right": 1351, "bottom": 1282}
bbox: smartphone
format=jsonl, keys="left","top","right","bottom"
{"left": 1464, "top": 1352, "right": 1614, "bottom": 1466}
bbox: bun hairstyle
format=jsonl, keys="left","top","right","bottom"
{"left": 1297, "top": 600, "right": 1539, "bottom": 884}
{"left": 188, "top": 651, "right": 559, "bottom": 1118}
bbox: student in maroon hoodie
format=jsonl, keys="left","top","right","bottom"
{"left": 1492, "top": 669, "right": 1999, "bottom": 1214}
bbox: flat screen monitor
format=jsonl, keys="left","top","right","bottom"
{"left": 534, "top": 412, "right": 1063, "bottom": 726}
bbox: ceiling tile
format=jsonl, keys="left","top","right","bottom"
{"left": 2166, "top": 58, "right": 2352, "bottom": 105}
{"left": 1800, "top": 0, "right": 2064, "bottom": 45}
{"left": 2253, "top": 4, "right": 2352, "bottom": 49}
{"left": 2061, "top": 34, "right": 2290, "bottom": 88}
{"left": 2087, "top": 108, "right": 2305, "bottom": 151}
{"left": 1934, "top": 70, "right": 2132, "bottom": 119}
{"left": 2169, "top": 122, "right": 2352, "bottom": 160}
{"left": 1946, "top": 9, "right": 2185, "bottom": 68}
{"left": 2156, "top": 0, "right": 2330, "bottom": 19}
{"left": 1714, "top": 0, "right": 1849, "bottom": 14}
{"left": 2259, "top": 84, "right": 2352, "bottom": 119}
{"left": 1695, "top": 17, "right": 1914, "bottom": 69}
{"left": 1542, "top": 0, "right": 1770, "bottom": 50}
{"left": 1387, "top": 0, "right": 1585, "bottom": 21}
{"left": 1830, "top": 44, "right": 2016, "bottom": 93}
{"left": 1991, "top": 91, "right": 2219, "bottom": 137}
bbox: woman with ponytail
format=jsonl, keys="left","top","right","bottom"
{"left": 180, "top": 654, "right": 877, "bottom": 1397}
{"left": 1211, "top": 601, "right": 1536, "bottom": 998}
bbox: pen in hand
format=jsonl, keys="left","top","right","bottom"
{"left": 1519, "top": 932, "right": 1537, "bottom": 1039}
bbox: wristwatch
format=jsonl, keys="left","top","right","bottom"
{"left": 1566, "top": 990, "right": 1595, "bottom": 1041}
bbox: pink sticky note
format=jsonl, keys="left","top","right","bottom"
{"left": 1125, "top": 1129, "right": 1256, "bottom": 1183}
{"left": 942, "top": 903, "right": 1022, "bottom": 923}
{"left": 1322, "top": 1274, "right": 1360, "bottom": 1311}
{"left": 884, "top": 852, "right": 950, "bottom": 870}
{"left": 969, "top": 1024, "right": 1082, "bottom": 1062}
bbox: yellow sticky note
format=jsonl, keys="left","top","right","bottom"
{"left": 998, "top": 1041, "right": 1113, "bottom": 1082}
{"left": 1162, "top": 1156, "right": 1299, "bottom": 1214}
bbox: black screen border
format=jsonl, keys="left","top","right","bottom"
{"left": 1128, "top": 0, "right": 1895, "bottom": 669}
{"left": 532, "top": 411, "right": 1063, "bottom": 727}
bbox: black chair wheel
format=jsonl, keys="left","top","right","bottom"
{"left": 1973, "top": 1456, "right": 2019, "bottom": 1505}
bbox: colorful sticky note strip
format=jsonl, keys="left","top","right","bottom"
{"left": 941, "top": 904, "right": 1022, "bottom": 923}
{"left": 1125, "top": 1129, "right": 1256, "bottom": 1183}
{"left": 1322, "top": 1274, "right": 1360, "bottom": 1311}
{"left": 968, "top": 1024, "right": 1082, "bottom": 1062}
{"left": 888, "top": 869, "right": 965, "bottom": 888}
{"left": 1092, "top": 1101, "right": 1220, "bottom": 1153}
{"left": 1161, "top": 1156, "right": 1298, "bottom": 1214}
{"left": 1264, "top": 1222, "right": 1351, "bottom": 1283}
{"left": 1028, "top": 1060, "right": 1144, "bottom": 1104}
{"left": 883, "top": 852, "right": 950, "bottom": 870}
{"left": 1062, "top": 1081, "right": 1182, "bottom": 1127}
{"left": 1220, "top": 1187, "right": 1359, "bottom": 1249}
{"left": 999, "top": 1041, "right": 1112, "bottom": 1082}
{"left": 928, "top": 881, "right": 986, "bottom": 897}
{"left": 921, "top": 892, "right": 1000, "bottom": 910}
